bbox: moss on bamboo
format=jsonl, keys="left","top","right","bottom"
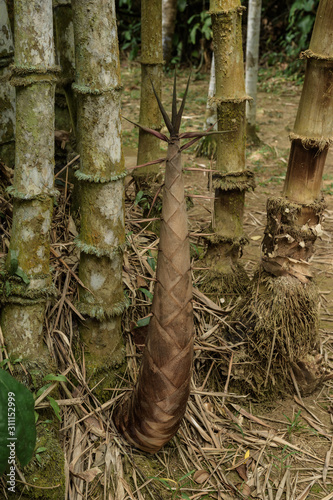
{"left": 135, "top": 0, "right": 163, "bottom": 184}
{"left": 19, "top": 424, "right": 65, "bottom": 499}
{"left": 72, "top": 0, "right": 126, "bottom": 380}
{"left": 200, "top": 0, "right": 251, "bottom": 297}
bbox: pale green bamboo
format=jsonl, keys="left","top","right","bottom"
{"left": 135, "top": 0, "right": 163, "bottom": 186}
{"left": 72, "top": 0, "right": 126, "bottom": 388}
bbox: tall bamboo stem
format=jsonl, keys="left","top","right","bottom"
{"left": 0, "top": 0, "right": 58, "bottom": 374}
{"left": 0, "top": 0, "right": 15, "bottom": 166}
{"left": 236, "top": 0, "right": 333, "bottom": 396}
{"left": 245, "top": 0, "right": 262, "bottom": 143}
{"left": 135, "top": 0, "right": 163, "bottom": 187}
{"left": 72, "top": 0, "right": 126, "bottom": 386}
{"left": 203, "top": 0, "right": 254, "bottom": 297}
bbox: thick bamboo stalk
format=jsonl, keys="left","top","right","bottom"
{"left": 236, "top": 0, "right": 333, "bottom": 397}
{"left": 115, "top": 95, "right": 193, "bottom": 452}
{"left": 283, "top": 0, "right": 333, "bottom": 205}
{"left": 263, "top": 0, "right": 333, "bottom": 281}
{"left": 245, "top": 0, "right": 262, "bottom": 142}
{"left": 54, "top": 0, "right": 77, "bottom": 136}
{"left": 0, "top": 0, "right": 15, "bottom": 166}
{"left": 162, "top": 0, "right": 177, "bottom": 65}
{"left": 72, "top": 0, "right": 126, "bottom": 380}
{"left": 135, "top": 0, "right": 163, "bottom": 185}
{"left": 0, "top": 0, "right": 58, "bottom": 371}
{"left": 203, "top": 0, "right": 254, "bottom": 295}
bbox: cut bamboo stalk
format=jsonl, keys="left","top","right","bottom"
{"left": 234, "top": 0, "right": 333, "bottom": 397}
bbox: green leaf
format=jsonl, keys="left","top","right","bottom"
{"left": 0, "top": 369, "right": 36, "bottom": 474}
{"left": 15, "top": 267, "right": 30, "bottom": 285}
{"left": 48, "top": 397, "right": 61, "bottom": 422}
{"left": 36, "top": 383, "right": 52, "bottom": 398}
{"left": 147, "top": 256, "right": 156, "bottom": 272}
{"left": 178, "top": 0, "right": 187, "bottom": 12}
{"left": 9, "top": 250, "right": 18, "bottom": 275}
{"left": 43, "top": 374, "right": 67, "bottom": 382}
{"left": 139, "top": 288, "right": 153, "bottom": 301}
{"left": 135, "top": 190, "right": 144, "bottom": 205}
{"left": 136, "top": 316, "right": 150, "bottom": 328}
{"left": 36, "top": 446, "right": 47, "bottom": 454}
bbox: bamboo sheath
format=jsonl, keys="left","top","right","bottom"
{"left": 115, "top": 138, "right": 194, "bottom": 453}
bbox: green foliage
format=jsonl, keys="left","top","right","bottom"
{"left": 117, "top": 0, "right": 140, "bottom": 60}
{"left": 281, "top": 0, "right": 318, "bottom": 63}
{"left": 284, "top": 410, "right": 307, "bottom": 436}
{"left": 188, "top": 12, "right": 212, "bottom": 45}
{"left": 136, "top": 316, "right": 151, "bottom": 327}
{"left": 9, "top": 249, "right": 30, "bottom": 284}
{"left": 0, "top": 369, "right": 37, "bottom": 475}
{"left": 36, "top": 374, "right": 67, "bottom": 423}
{"left": 150, "top": 469, "right": 196, "bottom": 499}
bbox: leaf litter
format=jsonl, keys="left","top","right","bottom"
{"left": 0, "top": 68, "right": 332, "bottom": 499}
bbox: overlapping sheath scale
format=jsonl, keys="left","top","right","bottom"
{"left": 114, "top": 139, "right": 193, "bottom": 453}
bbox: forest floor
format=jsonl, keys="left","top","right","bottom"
{"left": 1, "top": 64, "right": 333, "bottom": 500}
{"left": 116, "top": 64, "right": 333, "bottom": 500}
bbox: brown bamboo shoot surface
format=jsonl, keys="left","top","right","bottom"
{"left": 114, "top": 138, "right": 193, "bottom": 453}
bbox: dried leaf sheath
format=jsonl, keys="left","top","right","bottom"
{"left": 115, "top": 138, "right": 193, "bottom": 453}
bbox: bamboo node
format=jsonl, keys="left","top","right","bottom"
{"left": 10, "top": 64, "right": 61, "bottom": 87}
{"left": 209, "top": 6, "right": 246, "bottom": 16}
{"left": 74, "top": 238, "right": 127, "bottom": 259}
{"left": 0, "top": 271, "right": 57, "bottom": 303}
{"left": 300, "top": 49, "right": 333, "bottom": 62}
{"left": 204, "top": 234, "right": 249, "bottom": 249}
{"left": 74, "top": 169, "right": 127, "bottom": 183}
{"left": 6, "top": 186, "right": 60, "bottom": 201}
{"left": 212, "top": 169, "right": 255, "bottom": 192}
{"left": 212, "top": 96, "right": 251, "bottom": 105}
{"left": 77, "top": 297, "right": 130, "bottom": 321}
{"left": 289, "top": 132, "right": 332, "bottom": 152}
{"left": 72, "top": 83, "right": 122, "bottom": 95}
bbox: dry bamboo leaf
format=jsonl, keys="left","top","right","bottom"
{"left": 235, "top": 463, "right": 248, "bottom": 482}
{"left": 250, "top": 430, "right": 323, "bottom": 462}
{"left": 275, "top": 469, "right": 289, "bottom": 500}
{"left": 236, "top": 482, "right": 252, "bottom": 497}
{"left": 295, "top": 480, "right": 316, "bottom": 500}
{"left": 193, "top": 288, "right": 225, "bottom": 313}
{"left": 193, "top": 469, "right": 210, "bottom": 484}
{"left": 321, "top": 493, "right": 333, "bottom": 500}
{"left": 323, "top": 440, "right": 333, "bottom": 484}
{"left": 230, "top": 404, "right": 273, "bottom": 429}
{"left": 69, "top": 465, "right": 102, "bottom": 483}
{"left": 301, "top": 413, "right": 331, "bottom": 438}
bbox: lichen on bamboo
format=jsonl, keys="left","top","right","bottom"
{"left": 72, "top": 0, "right": 126, "bottom": 387}
{"left": 200, "top": 0, "right": 253, "bottom": 299}
{"left": 134, "top": 0, "right": 163, "bottom": 189}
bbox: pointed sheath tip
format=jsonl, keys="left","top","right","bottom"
{"left": 149, "top": 76, "right": 174, "bottom": 136}
{"left": 171, "top": 71, "right": 178, "bottom": 129}
{"left": 174, "top": 71, "right": 191, "bottom": 134}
